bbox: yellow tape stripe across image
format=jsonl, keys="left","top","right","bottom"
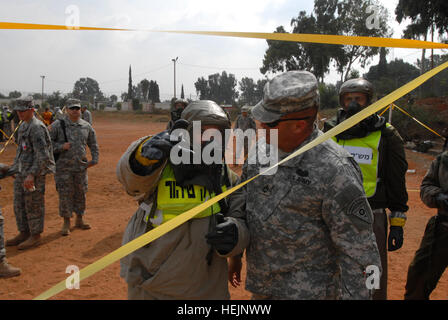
{"left": 1, "top": 21, "right": 446, "bottom": 300}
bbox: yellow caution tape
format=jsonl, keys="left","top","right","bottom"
{"left": 0, "top": 120, "right": 21, "bottom": 156}
{"left": 0, "top": 128, "right": 17, "bottom": 147}
{"left": 392, "top": 104, "right": 444, "bottom": 138}
{"left": 34, "top": 60, "right": 448, "bottom": 300}
{"left": 378, "top": 105, "right": 391, "bottom": 116}
{"left": 1, "top": 22, "right": 448, "bottom": 49}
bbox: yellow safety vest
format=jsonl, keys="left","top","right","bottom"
{"left": 147, "top": 164, "right": 226, "bottom": 226}
{"left": 332, "top": 128, "right": 383, "bottom": 198}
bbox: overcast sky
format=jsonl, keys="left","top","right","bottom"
{"left": 0, "top": 0, "right": 436, "bottom": 101}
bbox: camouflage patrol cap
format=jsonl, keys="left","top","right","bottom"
{"left": 181, "top": 100, "right": 231, "bottom": 131}
{"left": 252, "top": 71, "right": 319, "bottom": 123}
{"left": 67, "top": 98, "right": 81, "bottom": 109}
{"left": 14, "top": 96, "right": 34, "bottom": 111}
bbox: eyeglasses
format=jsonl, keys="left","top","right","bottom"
{"left": 263, "top": 117, "right": 312, "bottom": 128}
{"left": 68, "top": 106, "right": 81, "bottom": 110}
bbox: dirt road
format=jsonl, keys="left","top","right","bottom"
{"left": 0, "top": 112, "right": 446, "bottom": 300}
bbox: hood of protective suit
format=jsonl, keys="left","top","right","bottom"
{"left": 181, "top": 100, "right": 231, "bottom": 131}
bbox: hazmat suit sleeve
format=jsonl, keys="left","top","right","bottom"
{"left": 322, "top": 157, "right": 381, "bottom": 300}
{"left": 420, "top": 156, "right": 442, "bottom": 208}
{"left": 218, "top": 164, "right": 250, "bottom": 258}
{"left": 116, "top": 135, "right": 166, "bottom": 198}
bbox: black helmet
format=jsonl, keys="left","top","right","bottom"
{"left": 339, "top": 78, "right": 374, "bottom": 107}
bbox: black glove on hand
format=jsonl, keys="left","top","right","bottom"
{"left": 435, "top": 193, "right": 448, "bottom": 211}
{"left": 140, "top": 131, "right": 178, "bottom": 161}
{"left": 388, "top": 226, "right": 403, "bottom": 251}
{"left": 205, "top": 214, "right": 238, "bottom": 255}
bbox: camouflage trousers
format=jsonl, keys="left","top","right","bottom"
{"left": 13, "top": 175, "right": 46, "bottom": 235}
{"left": 0, "top": 208, "right": 5, "bottom": 261}
{"left": 55, "top": 170, "right": 88, "bottom": 218}
{"left": 404, "top": 215, "right": 448, "bottom": 299}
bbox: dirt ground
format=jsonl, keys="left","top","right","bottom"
{"left": 0, "top": 111, "right": 446, "bottom": 300}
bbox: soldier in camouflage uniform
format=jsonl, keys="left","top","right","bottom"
{"left": 0, "top": 163, "right": 21, "bottom": 278}
{"left": 81, "top": 106, "right": 92, "bottom": 125}
{"left": 5, "top": 97, "right": 55, "bottom": 250}
{"left": 206, "top": 71, "right": 381, "bottom": 299}
{"left": 233, "top": 105, "right": 257, "bottom": 163}
{"left": 49, "top": 99, "right": 99, "bottom": 236}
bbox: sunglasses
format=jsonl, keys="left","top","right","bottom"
{"left": 69, "top": 106, "right": 81, "bottom": 110}
{"left": 263, "top": 117, "right": 312, "bottom": 128}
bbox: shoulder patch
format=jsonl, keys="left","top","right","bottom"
{"left": 348, "top": 197, "right": 372, "bottom": 224}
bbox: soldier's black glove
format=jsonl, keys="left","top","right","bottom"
{"left": 140, "top": 130, "right": 178, "bottom": 161}
{"left": 435, "top": 193, "right": 448, "bottom": 211}
{"left": 140, "top": 119, "right": 190, "bottom": 161}
{"left": 205, "top": 214, "right": 238, "bottom": 255}
{"left": 0, "top": 163, "right": 10, "bottom": 179}
{"left": 388, "top": 226, "right": 403, "bottom": 251}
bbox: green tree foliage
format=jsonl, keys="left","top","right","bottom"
{"left": 128, "top": 65, "right": 133, "bottom": 100}
{"left": 261, "top": 0, "right": 391, "bottom": 82}
{"left": 194, "top": 71, "right": 238, "bottom": 105}
{"left": 46, "top": 91, "right": 68, "bottom": 107}
{"left": 414, "top": 54, "right": 448, "bottom": 97}
{"left": 140, "top": 79, "right": 150, "bottom": 101}
{"left": 148, "top": 80, "right": 160, "bottom": 103}
{"left": 72, "top": 77, "right": 104, "bottom": 104}
{"left": 318, "top": 83, "right": 339, "bottom": 110}
{"left": 110, "top": 94, "right": 118, "bottom": 103}
{"left": 238, "top": 77, "right": 267, "bottom": 106}
{"left": 364, "top": 58, "right": 420, "bottom": 98}
{"left": 396, "top": 0, "right": 448, "bottom": 38}
{"left": 8, "top": 91, "right": 22, "bottom": 99}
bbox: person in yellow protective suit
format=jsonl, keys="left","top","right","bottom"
{"left": 323, "top": 78, "right": 409, "bottom": 300}
{"left": 116, "top": 100, "right": 248, "bottom": 300}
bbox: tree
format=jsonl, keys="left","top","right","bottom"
{"left": 148, "top": 80, "right": 160, "bottom": 103}
{"left": 121, "top": 92, "right": 127, "bottom": 102}
{"left": 140, "top": 79, "right": 150, "bottom": 101}
{"left": 364, "top": 58, "right": 420, "bottom": 97}
{"left": 8, "top": 91, "right": 21, "bottom": 99}
{"left": 47, "top": 91, "right": 68, "bottom": 107}
{"left": 181, "top": 84, "right": 185, "bottom": 99}
{"left": 238, "top": 77, "right": 257, "bottom": 105}
{"left": 396, "top": 0, "right": 448, "bottom": 75}
{"left": 127, "top": 65, "right": 133, "bottom": 100}
{"left": 195, "top": 71, "right": 238, "bottom": 105}
{"left": 319, "top": 83, "right": 339, "bottom": 110}
{"left": 0, "top": 92, "right": 5, "bottom": 99}
{"left": 260, "top": 0, "right": 391, "bottom": 82}
{"left": 110, "top": 94, "right": 118, "bottom": 103}
{"left": 72, "top": 77, "right": 104, "bottom": 104}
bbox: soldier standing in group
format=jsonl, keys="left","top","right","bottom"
{"left": 166, "top": 98, "right": 188, "bottom": 131}
{"left": 49, "top": 99, "right": 99, "bottom": 236}
{"left": 117, "top": 100, "right": 245, "bottom": 300}
{"left": 323, "top": 78, "right": 409, "bottom": 300}
{"left": 81, "top": 105, "right": 92, "bottom": 125}
{"left": 5, "top": 97, "right": 55, "bottom": 250}
{"left": 233, "top": 105, "right": 257, "bottom": 164}
{"left": 0, "top": 163, "right": 21, "bottom": 278}
{"left": 404, "top": 150, "right": 448, "bottom": 299}
{"left": 207, "top": 71, "right": 381, "bottom": 299}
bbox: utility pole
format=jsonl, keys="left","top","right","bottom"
{"left": 40, "top": 75, "right": 45, "bottom": 109}
{"left": 172, "top": 57, "right": 178, "bottom": 98}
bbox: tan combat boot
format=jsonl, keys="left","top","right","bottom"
{"left": 5, "top": 232, "right": 30, "bottom": 247}
{"left": 75, "top": 215, "right": 91, "bottom": 230}
{"left": 61, "top": 218, "right": 71, "bottom": 236}
{"left": 17, "top": 234, "right": 41, "bottom": 250}
{"left": 0, "top": 259, "right": 21, "bottom": 278}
